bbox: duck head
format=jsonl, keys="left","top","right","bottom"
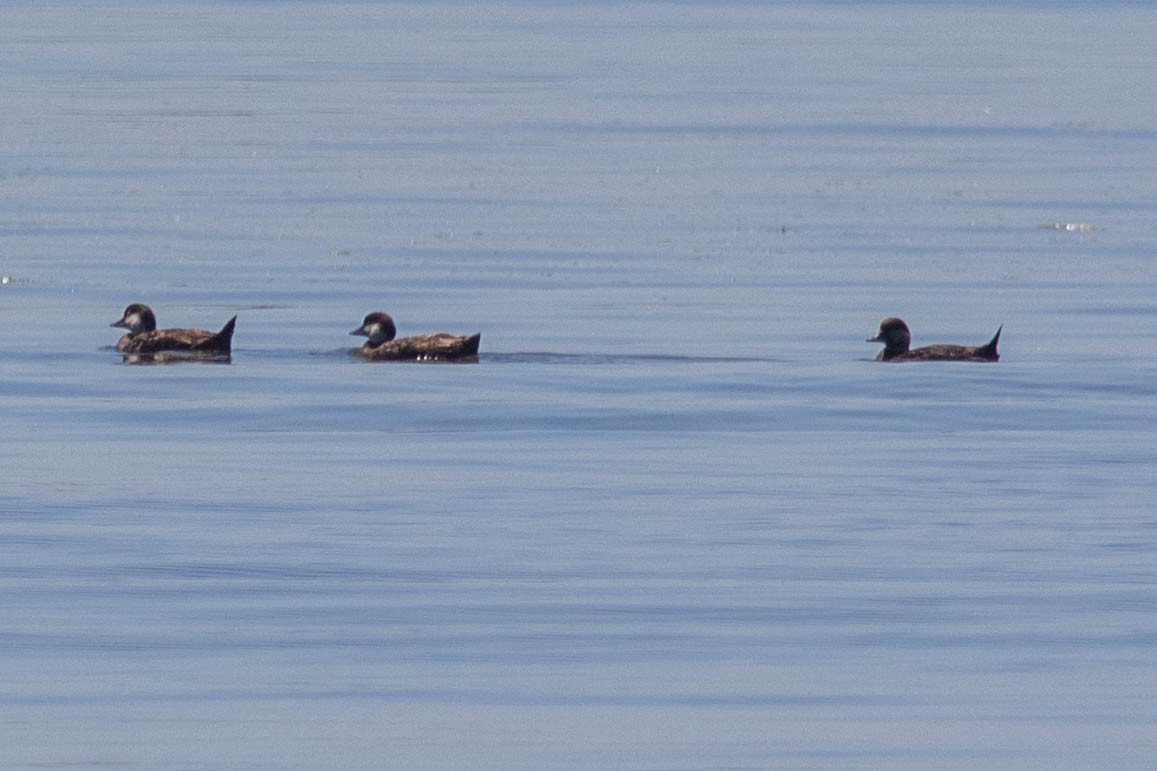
{"left": 111, "top": 304, "right": 157, "bottom": 336}
{"left": 350, "top": 311, "right": 398, "bottom": 345}
{"left": 867, "top": 317, "right": 911, "bottom": 360}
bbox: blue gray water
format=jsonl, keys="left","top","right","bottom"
{"left": 2, "top": 2, "right": 1155, "bottom": 768}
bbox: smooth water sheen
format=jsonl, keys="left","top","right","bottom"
{"left": 2, "top": 2, "right": 1155, "bottom": 769}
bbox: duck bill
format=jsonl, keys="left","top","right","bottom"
{"left": 111, "top": 319, "right": 129, "bottom": 329}
{"left": 866, "top": 334, "right": 883, "bottom": 343}
{"left": 349, "top": 327, "right": 367, "bottom": 337}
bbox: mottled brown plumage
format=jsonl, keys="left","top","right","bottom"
{"left": 868, "top": 317, "right": 1000, "bottom": 362}
{"left": 349, "top": 311, "right": 480, "bottom": 362}
{"left": 112, "top": 303, "right": 236, "bottom": 355}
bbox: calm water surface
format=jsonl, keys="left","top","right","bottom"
{"left": 2, "top": 2, "right": 1156, "bottom": 768}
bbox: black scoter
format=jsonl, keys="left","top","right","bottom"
{"left": 111, "top": 303, "right": 236, "bottom": 356}
{"left": 350, "top": 311, "right": 480, "bottom": 361}
{"left": 867, "top": 317, "right": 1000, "bottom": 362}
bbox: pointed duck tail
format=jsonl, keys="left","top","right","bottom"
{"left": 194, "top": 315, "right": 237, "bottom": 352}
{"left": 977, "top": 324, "right": 1001, "bottom": 360}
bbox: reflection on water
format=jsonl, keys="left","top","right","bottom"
{"left": 118, "top": 352, "right": 233, "bottom": 365}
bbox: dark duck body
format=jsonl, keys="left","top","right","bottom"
{"left": 111, "top": 303, "right": 236, "bottom": 356}
{"left": 350, "top": 311, "right": 481, "bottom": 362}
{"left": 868, "top": 317, "right": 1001, "bottom": 362}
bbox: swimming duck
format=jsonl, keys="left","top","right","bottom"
{"left": 111, "top": 303, "right": 236, "bottom": 355}
{"left": 867, "top": 317, "right": 1001, "bottom": 362}
{"left": 349, "top": 311, "right": 481, "bottom": 361}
